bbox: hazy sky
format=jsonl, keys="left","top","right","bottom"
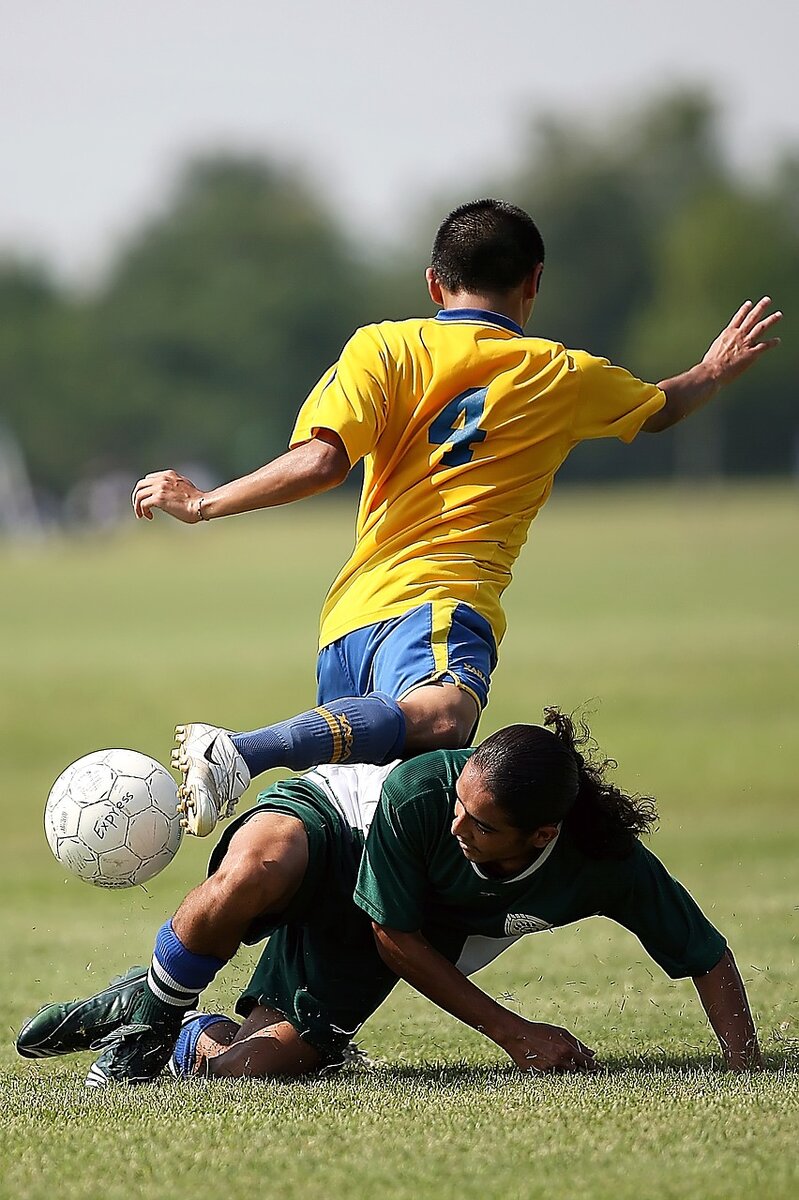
{"left": 3, "top": 0, "right": 797, "bottom": 278}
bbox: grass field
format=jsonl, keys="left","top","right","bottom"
{"left": 1, "top": 484, "right": 797, "bottom": 1200}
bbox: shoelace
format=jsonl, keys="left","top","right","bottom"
{"left": 90, "top": 1021, "right": 153, "bottom": 1052}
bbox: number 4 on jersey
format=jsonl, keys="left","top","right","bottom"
{"left": 428, "top": 386, "right": 488, "bottom": 467}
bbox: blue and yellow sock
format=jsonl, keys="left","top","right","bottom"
{"left": 231, "top": 692, "right": 405, "bottom": 777}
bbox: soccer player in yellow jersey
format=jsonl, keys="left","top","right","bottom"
{"left": 132, "top": 200, "right": 782, "bottom": 837}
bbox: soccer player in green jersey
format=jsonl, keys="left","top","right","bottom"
{"left": 18, "top": 711, "right": 760, "bottom": 1082}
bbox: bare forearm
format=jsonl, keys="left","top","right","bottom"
{"left": 200, "top": 445, "right": 345, "bottom": 520}
{"left": 132, "top": 433, "right": 350, "bottom": 523}
{"left": 372, "top": 924, "right": 597, "bottom": 1072}
{"left": 646, "top": 362, "right": 722, "bottom": 432}
{"left": 693, "top": 948, "right": 762, "bottom": 1070}
{"left": 373, "top": 925, "right": 512, "bottom": 1043}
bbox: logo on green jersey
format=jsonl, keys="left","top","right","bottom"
{"left": 504, "top": 913, "right": 553, "bottom": 936}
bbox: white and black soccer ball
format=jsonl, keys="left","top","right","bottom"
{"left": 44, "top": 749, "right": 183, "bottom": 889}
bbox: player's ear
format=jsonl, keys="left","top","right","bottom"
{"left": 529, "top": 823, "right": 558, "bottom": 848}
{"left": 532, "top": 263, "right": 543, "bottom": 296}
{"left": 426, "top": 268, "right": 444, "bottom": 307}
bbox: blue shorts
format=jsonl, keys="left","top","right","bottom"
{"left": 315, "top": 602, "right": 497, "bottom": 713}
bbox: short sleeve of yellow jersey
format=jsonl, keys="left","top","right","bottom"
{"left": 290, "top": 326, "right": 389, "bottom": 466}
{"left": 570, "top": 351, "right": 666, "bottom": 444}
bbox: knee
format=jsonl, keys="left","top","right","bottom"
{"left": 203, "top": 811, "right": 307, "bottom": 922}
{"left": 427, "top": 712, "right": 469, "bottom": 748}
{"left": 204, "top": 850, "right": 272, "bottom": 920}
{"left": 401, "top": 689, "right": 478, "bottom": 751}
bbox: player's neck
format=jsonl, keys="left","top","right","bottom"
{"left": 479, "top": 847, "right": 543, "bottom": 879}
{"left": 440, "top": 290, "right": 528, "bottom": 329}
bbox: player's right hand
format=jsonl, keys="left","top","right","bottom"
{"left": 500, "top": 1016, "right": 599, "bottom": 1074}
{"left": 131, "top": 469, "right": 204, "bottom": 523}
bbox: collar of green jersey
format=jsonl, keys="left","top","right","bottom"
{"left": 469, "top": 825, "right": 562, "bottom": 884}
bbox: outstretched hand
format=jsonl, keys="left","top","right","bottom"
{"left": 703, "top": 296, "right": 782, "bottom": 386}
{"left": 132, "top": 470, "right": 205, "bottom": 523}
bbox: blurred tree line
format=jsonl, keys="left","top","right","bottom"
{"left": 1, "top": 89, "right": 796, "bottom": 506}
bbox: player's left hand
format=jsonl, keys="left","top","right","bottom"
{"left": 702, "top": 296, "right": 782, "bottom": 386}
{"left": 131, "top": 469, "right": 204, "bottom": 523}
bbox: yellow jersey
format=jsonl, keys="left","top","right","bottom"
{"left": 290, "top": 308, "right": 665, "bottom": 650}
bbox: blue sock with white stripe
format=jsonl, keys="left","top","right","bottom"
{"left": 231, "top": 692, "right": 406, "bottom": 776}
{"left": 134, "top": 921, "right": 226, "bottom": 1028}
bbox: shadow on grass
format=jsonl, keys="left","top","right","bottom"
{"left": 341, "top": 1049, "right": 798, "bottom": 1086}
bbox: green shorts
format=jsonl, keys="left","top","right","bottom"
{"left": 207, "top": 777, "right": 398, "bottom": 1066}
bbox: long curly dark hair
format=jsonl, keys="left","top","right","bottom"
{"left": 470, "top": 707, "right": 658, "bottom": 859}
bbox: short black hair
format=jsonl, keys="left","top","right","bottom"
{"left": 431, "top": 199, "right": 545, "bottom": 295}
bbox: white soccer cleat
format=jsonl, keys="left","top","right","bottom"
{"left": 172, "top": 724, "right": 250, "bottom": 837}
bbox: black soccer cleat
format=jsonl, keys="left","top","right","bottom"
{"left": 84, "top": 1015, "right": 183, "bottom": 1087}
{"left": 16, "top": 966, "right": 147, "bottom": 1060}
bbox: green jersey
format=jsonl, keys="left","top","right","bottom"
{"left": 354, "top": 751, "right": 726, "bottom": 980}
